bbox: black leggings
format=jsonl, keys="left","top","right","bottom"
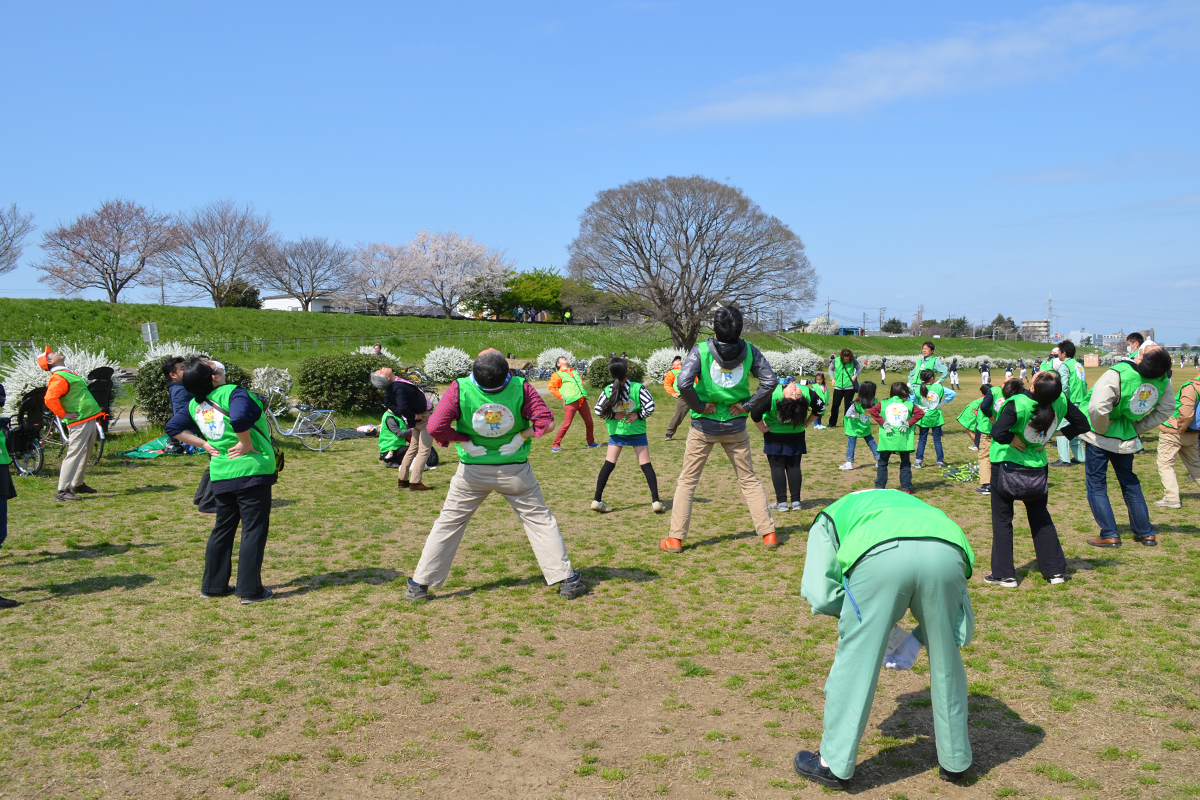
{"left": 595, "top": 459, "right": 659, "bottom": 502}
{"left": 766, "top": 453, "right": 803, "bottom": 504}
{"left": 828, "top": 388, "right": 856, "bottom": 427}
{"left": 875, "top": 451, "right": 912, "bottom": 491}
{"left": 990, "top": 484, "right": 1066, "bottom": 580}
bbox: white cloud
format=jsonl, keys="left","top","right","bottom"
{"left": 654, "top": 2, "right": 1200, "bottom": 126}
{"left": 1003, "top": 148, "right": 1200, "bottom": 185}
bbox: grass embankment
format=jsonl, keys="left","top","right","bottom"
{"left": 1, "top": 376, "right": 1196, "bottom": 798}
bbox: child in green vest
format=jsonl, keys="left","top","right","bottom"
{"left": 913, "top": 370, "right": 956, "bottom": 468}
{"left": 868, "top": 383, "right": 926, "bottom": 492}
{"left": 378, "top": 409, "right": 411, "bottom": 467}
{"left": 752, "top": 378, "right": 820, "bottom": 511}
{"left": 591, "top": 358, "right": 662, "bottom": 513}
{"left": 839, "top": 382, "right": 880, "bottom": 471}
{"left": 956, "top": 393, "right": 983, "bottom": 450}
{"left": 0, "top": 383, "right": 17, "bottom": 608}
{"left": 810, "top": 373, "right": 829, "bottom": 429}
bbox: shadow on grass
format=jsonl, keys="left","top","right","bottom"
{"left": 687, "top": 530, "right": 760, "bottom": 549}
{"left": 842, "top": 689, "right": 1045, "bottom": 793}
{"left": 273, "top": 568, "right": 400, "bottom": 598}
{"left": 271, "top": 498, "right": 298, "bottom": 508}
{"left": 14, "top": 573, "right": 155, "bottom": 602}
{"left": 434, "top": 566, "right": 661, "bottom": 601}
{"left": 121, "top": 484, "right": 178, "bottom": 495}
{"left": 1, "top": 542, "right": 162, "bottom": 569}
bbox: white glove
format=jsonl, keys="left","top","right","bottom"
{"left": 883, "top": 629, "right": 923, "bottom": 671}
{"left": 497, "top": 434, "right": 527, "bottom": 456}
{"left": 459, "top": 442, "right": 488, "bottom": 458}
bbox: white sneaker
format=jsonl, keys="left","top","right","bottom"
{"left": 1154, "top": 499, "right": 1181, "bottom": 508}
{"left": 590, "top": 500, "right": 609, "bottom": 513}
{"left": 790, "top": 501, "right": 802, "bottom": 512}
{"left": 838, "top": 462, "right": 854, "bottom": 471}
{"left": 651, "top": 500, "right": 665, "bottom": 513}
{"left": 812, "top": 424, "right": 827, "bottom": 430}
{"left": 967, "top": 446, "right": 979, "bottom": 451}
{"left": 913, "top": 461, "right": 923, "bottom": 469}
{"left": 1048, "top": 574, "right": 1067, "bottom": 585}
{"left": 768, "top": 502, "right": 789, "bottom": 512}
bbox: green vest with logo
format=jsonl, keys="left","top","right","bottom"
{"left": 691, "top": 344, "right": 753, "bottom": 422}
{"left": 602, "top": 381, "right": 646, "bottom": 436}
{"left": 667, "top": 367, "right": 683, "bottom": 397}
{"left": 976, "top": 386, "right": 1005, "bottom": 435}
{"left": 842, "top": 399, "right": 873, "bottom": 438}
{"left": 454, "top": 376, "right": 532, "bottom": 464}
{"left": 832, "top": 360, "right": 856, "bottom": 389}
{"left": 877, "top": 397, "right": 916, "bottom": 451}
{"left": 54, "top": 369, "right": 102, "bottom": 423}
{"left": 762, "top": 384, "right": 810, "bottom": 435}
{"left": 1166, "top": 379, "right": 1200, "bottom": 430}
{"left": 0, "top": 427, "right": 10, "bottom": 466}
{"left": 915, "top": 383, "right": 946, "bottom": 428}
{"left": 821, "top": 490, "right": 975, "bottom": 579}
{"left": 556, "top": 369, "right": 586, "bottom": 405}
{"left": 989, "top": 393, "right": 1068, "bottom": 468}
{"left": 378, "top": 410, "right": 407, "bottom": 453}
{"left": 1104, "top": 362, "right": 1171, "bottom": 441}
{"left": 188, "top": 385, "right": 276, "bottom": 481}
{"left": 956, "top": 398, "right": 983, "bottom": 432}
{"left": 1060, "top": 358, "right": 1087, "bottom": 405}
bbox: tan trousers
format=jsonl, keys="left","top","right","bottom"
{"left": 399, "top": 418, "right": 432, "bottom": 484}
{"left": 1157, "top": 430, "right": 1200, "bottom": 504}
{"left": 411, "top": 461, "right": 573, "bottom": 588}
{"left": 978, "top": 434, "right": 992, "bottom": 485}
{"left": 58, "top": 420, "right": 98, "bottom": 492}
{"left": 669, "top": 426, "right": 774, "bottom": 540}
{"left": 665, "top": 397, "right": 689, "bottom": 438}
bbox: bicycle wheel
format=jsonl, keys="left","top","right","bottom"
{"left": 41, "top": 412, "right": 67, "bottom": 460}
{"left": 15, "top": 441, "right": 43, "bottom": 476}
{"left": 129, "top": 404, "right": 140, "bottom": 433}
{"left": 90, "top": 433, "right": 105, "bottom": 466}
{"left": 298, "top": 412, "right": 336, "bottom": 452}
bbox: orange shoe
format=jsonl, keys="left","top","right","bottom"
{"left": 763, "top": 532, "right": 780, "bottom": 549}
{"left": 659, "top": 537, "right": 683, "bottom": 554}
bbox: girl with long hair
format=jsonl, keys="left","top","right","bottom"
{"left": 868, "top": 382, "right": 926, "bottom": 492}
{"left": 839, "top": 381, "right": 880, "bottom": 471}
{"left": 591, "top": 358, "right": 662, "bottom": 513}
{"left": 914, "top": 369, "right": 957, "bottom": 469}
{"left": 810, "top": 372, "right": 829, "bottom": 430}
{"left": 753, "top": 379, "right": 821, "bottom": 511}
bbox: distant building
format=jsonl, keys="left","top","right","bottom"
{"left": 261, "top": 293, "right": 338, "bottom": 312}
{"left": 1021, "top": 319, "right": 1050, "bottom": 343}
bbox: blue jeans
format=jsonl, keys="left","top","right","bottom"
{"left": 916, "top": 426, "right": 944, "bottom": 463}
{"left": 846, "top": 435, "right": 879, "bottom": 463}
{"left": 1085, "top": 443, "right": 1154, "bottom": 539}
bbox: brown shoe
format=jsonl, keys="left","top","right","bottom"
{"left": 54, "top": 490, "right": 82, "bottom": 502}
{"left": 1087, "top": 536, "right": 1121, "bottom": 548}
{"left": 71, "top": 483, "right": 98, "bottom": 494}
{"left": 409, "top": 483, "right": 432, "bottom": 492}
{"left": 398, "top": 479, "right": 410, "bottom": 488}
{"left": 1133, "top": 534, "right": 1157, "bottom": 547}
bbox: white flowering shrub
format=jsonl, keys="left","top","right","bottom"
{"left": 1, "top": 344, "right": 124, "bottom": 415}
{"left": 537, "top": 348, "right": 575, "bottom": 371}
{"left": 355, "top": 344, "right": 398, "bottom": 361}
{"left": 251, "top": 366, "right": 294, "bottom": 398}
{"left": 646, "top": 347, "right": 688, "bottom": 382}
{"left": 806, "top": 315, "right": 841, "bottom": 335}
{"left": 143, "top": 340, "right": 209, "bottom": 366}
{"left": 422, "top": 346, "right": 473, "bottom": 382}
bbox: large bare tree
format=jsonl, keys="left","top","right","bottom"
{"left": 164, "top": 200, "right": 275, "bottom": 307}
{"left": 37, "top": 199, "right": 178, "bottom": 303}
{"left": 255, "top": 236, "right": 353, "bottom": 311}
{"left": 0, "top": 203, "right": 36, "bottom": 276}
{"left": 567, "top": 176, "right": 817, "bottom": 349}
{"left": 348, "top": 241, "right": 409, "bottom": 311}
{"left": 404, "top": 229, "right": 512, "bottom": 318}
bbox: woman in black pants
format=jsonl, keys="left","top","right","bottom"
{"left": 827, "top": 348, "right": 859, "bottom": 427}
{"left": 986, "top": 371, "right": 1089, "bottom": 588}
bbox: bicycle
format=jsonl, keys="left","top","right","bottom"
{"left": 259, "top": 386, "right": 337, "bottom": 452}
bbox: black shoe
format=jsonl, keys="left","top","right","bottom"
{"left": 559, "top": 571, "right": 589, "bottom": 599}
{"left": 940, "top": 765, "right": 970, "bottom": 784}
{"left": 975, "top": 485, "right": 990, "bottom": 495}
{"left": 793, "top": 750, "right": 845, "bottom": 789}
{"left": 200, "top": 585, "right": 235, "bottom": 598}
{"left": 1133, "top": 534, "right": 1157, "bottom": 547}
{"left": 240, "top": 589, "right": 273, "bottom": 605}
{"left": 0, "top": 595, "right": 20, "bottom": 609}
{"left": 1049, "top": 461, "right": 1071, "bottom": 468}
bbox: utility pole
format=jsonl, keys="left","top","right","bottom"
{"left": 826, "top": 298, "right": 832, "bottom": 322}
{"left": 879, "top": 307, "right": 885, "bottom": 330}
{"left": 862, "top": 312, "right": 867, "bottom": 334}
{"left": 915, "top": 304, "right": 924, "bottom": 336}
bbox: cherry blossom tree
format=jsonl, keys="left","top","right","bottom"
{"left": 349, "top": 241, "right": 409, "bottom": 312}
{"left": 404, "top": 229, "right": 512, "bottom": 318}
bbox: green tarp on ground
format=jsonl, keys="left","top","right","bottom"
{"left": 121, "top": 435, "right": 173, "bottom": 459}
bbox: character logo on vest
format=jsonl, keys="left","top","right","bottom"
{"left": 195, "top": 403, "right": 226, "bottom": 440}
{"left": 1023, "top": 416, "right": 1056, "bottom": 446}
{"left": 472, "top": 403, "right": 515, "bottom": 437}
{"left": 1075, "top": 363, "right": 1085, "bottom": 381}
{"left": 1129, "top": 384, "right": 1158, "bottom": 417}
{"left": 924, "top": 390, "right": 939, "bottom": 409}
{"left": 883, "top": 401, "right": 910, "bottom": 433}
{"left": 710, "top": 360, "right": 744, "bottom": 389}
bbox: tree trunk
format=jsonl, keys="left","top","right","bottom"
{"left": 300, "top": 298, "right": 312, "bottom": 312}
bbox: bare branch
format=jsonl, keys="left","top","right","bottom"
{"left": 161, "top": 200, "right": 275, "bottom": 307}
{"left": 0, "top": 203, "right": 36, "bottom": 276}
{"left": 254, "top": 237, "right": 353, "bottom": 312}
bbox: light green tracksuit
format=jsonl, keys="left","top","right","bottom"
{"left": 800, "top": 490, "right": 975, "bottom": 780}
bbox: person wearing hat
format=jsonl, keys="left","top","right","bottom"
{"left": 39, "top": 347, "right": 105, "bottom": 502}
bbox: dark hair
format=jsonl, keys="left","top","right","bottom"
{"left": 923, "top": 341, "right": 935, "bottom": 352}
{"left": 815, "top": 372, "right": 826, "bottom": 384}
{"left": 1029, "top": 371, "right": 1063, "bottom": 435}
{"left": 1059, "top": 340, "right": 1076, "bottom": 359}
{"left": 161, "top": 356, "right": 185, "bottom": 380}
{"left": 1136, "top": 347, "right": 1170, "bottom": 379}
{"left": 979, "top": 383, "right": 992, "bottom": 396}
{"left": 472, "top": 350, "right": 510, "bottom": 390}
{"left": 1002, "top": 378, "right": 1023, "bottom": 398}
{"left": 713, "top": 306, "right": 743, "bottom": 343}
{"left": 774, "top": 390, "right": 810, "bottom": 426}
{"left": 856, "top": 380, "right": 877, "bottom": 407}
{"left": 671, "top": 356, "right": 682, "bottom": 365}
{"left": 182, "top": 360, "right": 216, "bottom": 400}
{"left": 1127, "top": 332, "right": 1145, "bottom": 347}
{"left": 839, "top": 348, "right": 853, "bottom": 362}
{"left": 556, "top": 356, "right": 571, "bottom": 368}
{"left": 598, "top": 358, "right": 628, "bottom": 419}
{"left": 890, "top": 381, "right": 910, "bottom": 399}
{"left": 920, "top": 369, "right": 935, "bottom": 385}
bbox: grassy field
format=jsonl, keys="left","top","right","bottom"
{"left": 1, "top": 374, "right": 1196, "bottom": 800}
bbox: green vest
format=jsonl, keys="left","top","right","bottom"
{"left": 989, "top": 393, "right": 1068, "bottom": 468}
{"left": 842, "top": 399, "right": 873, "bottom": 438}
{"left": 691, "top": 344, "right": 753, "bottom": 422}
{"left": 976, "top": 387, "right": 1004, "bottom": 436}
{"left": 378, "top": 410, "right": 407, "bottom": 453}
{"left": 832, "top": 360, "right": 856, "bottom": 389}
{"left": 556, "top": 369, "right": 586, "bottom": 405}
{"left": 1060, "top": 358, "right": 1087, "bottom": 405}
{"left": 915, "top": 383, "right": 946, "bottom": 428}
{"left": 667, "top": 367, "right": 682, "bottom": 396}
{"left": 956, "top": 398, "right": 983, "bottom": 432}
{"left": 821, "top": 490, "right": 974, "bottom": 579}
{"left": 53, "top": 369, "right": 102, "bottom": 423}
{"left": 811, "top": 383, "right": 828, "bottom": 404}
{"left": 911, "top": 355, "right": 943, "bottom": 383}
{"left": 762, "top": 384, "right": 809, "bottom": 434}
{"left": 0, "top": 427, "right": 10, "bottom": 466}
{"left": 1104, "top": 362, "right": 1171, "bottom": 441}
{"left": 454, "top": 376, "right": 532, "bottom": 464}
{"left": 877, "top": 397, "right": 916, "bottom": 451}
{"left": 1167, "top": 379, "right": 1200, "bottom": 430}
{"left": 602, "top": 381, "right": 646, "bottom": 436}
{"left": 189, "top": 385, "right": 276, "bottom": 482}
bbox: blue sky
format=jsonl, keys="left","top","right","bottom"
{"left": 3, "top": 1, "right": 1198, "bottom": 345}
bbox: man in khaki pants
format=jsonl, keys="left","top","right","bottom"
{"left": 664, "top": 306, "right": 779, "bottom": 553}
{"left": 39, "top": 347, "right": 105, "bottom": 502}
{"left": 404, "top": 350, "right": 587, "bottom": 602}
{"left": 1155, "top": 372, "right": 1200, "bottom": 509}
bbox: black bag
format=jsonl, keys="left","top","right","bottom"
{"left": 993, "top": 461, "right": 1048, "bottom": 501}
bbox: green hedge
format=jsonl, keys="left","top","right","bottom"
{"left": 296, "top": 353, "right": 398, "bottom": 413}
{"left": 587, "top": 356, "right": 645, "bottom": 389}
{"left": 133, "top": 359, "right": 252, "bottom": 427}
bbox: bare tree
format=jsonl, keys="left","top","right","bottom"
{"left": 0, "top": 203, "right": 36, "bottom": 276}
{"left": 37, "top": 199, "right": 178, "bottom": 303}
{"left": 164, "top": 200, "right": 275, "bottom": 307}
{"left": 348, "top": 242, "right": 409, "bottom": 311}
{"left": 254, "top": 236, "right": 353, "bottom": 311}
{"left": 404, "top": 229, "right": 512, "bottom": 318}
{"left": 567, "top": 176, "right": 817, "bottom": 349}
